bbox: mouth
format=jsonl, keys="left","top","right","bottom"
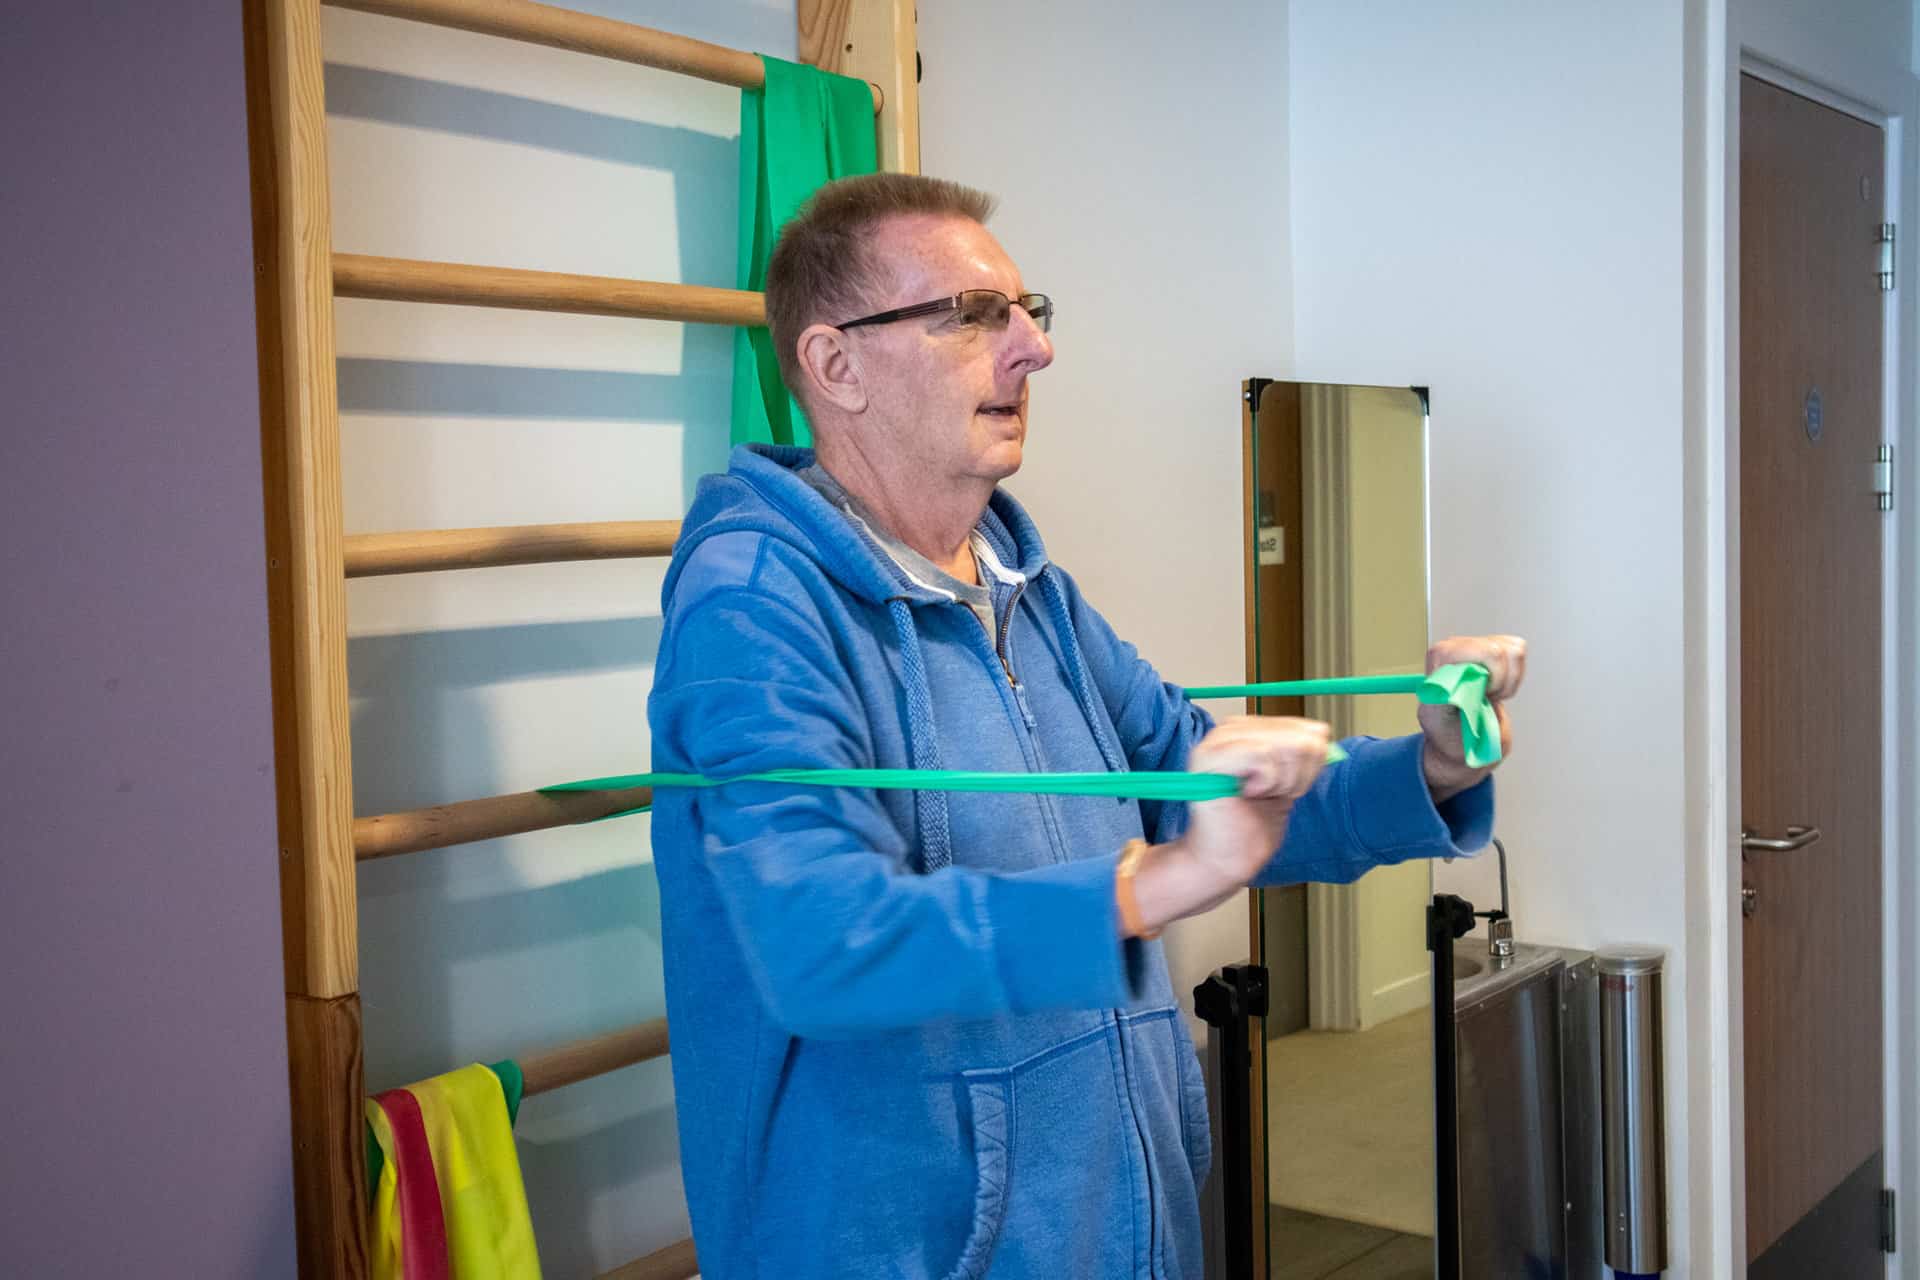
{"left": 979, "top": 397, "right": 1025, "bottom": 419}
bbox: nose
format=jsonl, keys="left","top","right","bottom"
{"left": 1002, "top": 302, "right": 1053, "bottom": 377}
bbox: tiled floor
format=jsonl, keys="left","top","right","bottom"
{"left": 1266, "top": 1011, "right": 1434, "bottom": 1236}
{"left": 1270, "top": 1205, "right": 1434, "bottom": 1280}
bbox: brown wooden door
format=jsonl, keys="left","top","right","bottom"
{"left": 1739, "top": 74, "right": 1886, "bottom": 1276}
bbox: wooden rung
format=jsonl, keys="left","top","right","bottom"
{"left": 597, "top": 1238, "right": 699, "bottom": 1280}
{"left": 343, "top": 519, "right": 678, "bottom": 577}
{"left": 333, "top": 253, "right": 767, "bottom": 325}
{"left": 355, "top": 785, "right": 653, "bottom": 860}
{"left": 522, "top": 1019, "right": 670, "bottom": 1097}
{"left": 326, "top": 0, "right": 881, "bottom": 112}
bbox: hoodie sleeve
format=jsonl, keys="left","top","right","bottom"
{"left": 648, "top": 583, "right": 1150, "bottom": 1039}
{"left": 1051, "top": 568, "right": 1493, "bottom": 884}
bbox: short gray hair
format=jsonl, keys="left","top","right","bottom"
{"left": 764, "top": 173, "right": 997, "bottom": 401}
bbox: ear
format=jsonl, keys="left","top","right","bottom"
{"left": 795, "top": 323, "right": 868, "bottom": 414}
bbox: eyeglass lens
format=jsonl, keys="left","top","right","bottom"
{"left": 957, "top": 291, "right": 1052, "bottom": 333}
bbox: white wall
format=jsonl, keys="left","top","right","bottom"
{"left": 322, "top": 4, "right": 791, "bottom": 1271}
{"left": 917, "top": 0, "right": 1293, "bottom": 1036}
{"left": 1292, "top": 2, "right": 1920, "bottom": 1275}
{"left": 334, "top": 0, "right": 1289, "bottom": 1264}
{"left": 1288, "top": 0, "right": 1698, "bottom": 1271}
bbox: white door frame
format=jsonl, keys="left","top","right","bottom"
{"left": 1702, "top": 8, "right": 1917, "bottom": 1273}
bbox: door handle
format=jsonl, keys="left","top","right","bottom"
{"left": 1740, "top": 825, "right": 1822, "bottom": 853}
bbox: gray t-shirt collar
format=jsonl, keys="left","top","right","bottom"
{"left": 796, "top": 463, "right": 1016, "bottom": 637}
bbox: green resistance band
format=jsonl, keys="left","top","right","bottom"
{"left": 1185, "top": 662, "right": 1500, "bottom": 767}
{"left": 535, "top": 664, "right": 1497, "bottom": 816}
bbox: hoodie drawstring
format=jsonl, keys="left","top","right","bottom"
{"left": 1041, "top": 574, "right": 1128, "bottom": 774}
{"left": 887, "top": 598, "right": 955, "bottom": 873}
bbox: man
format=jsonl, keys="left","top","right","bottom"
{"left": 648, "top": 173, "right": 1524, "bottom": 1279}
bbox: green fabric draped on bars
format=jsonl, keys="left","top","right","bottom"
{"left": 732, "top": 55, "right": 880, "bottom": 448}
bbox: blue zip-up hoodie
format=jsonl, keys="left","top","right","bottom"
{"left": 648, "top": 445, "right": 1493, "bottom": 1280}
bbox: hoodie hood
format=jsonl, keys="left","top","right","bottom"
{"left": 662, "top": 444, "right": 1054, "bottom": 613}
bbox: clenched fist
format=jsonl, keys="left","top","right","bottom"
{"left": 1419, "top": 634, "right": 1527, "bottom": 801}
{"left": 1127, "top": 716, "right": 1332, "bottom": 933}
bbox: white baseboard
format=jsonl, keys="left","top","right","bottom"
{"left": 1362, "top": 969, "right": 1431, "bottom": 1030}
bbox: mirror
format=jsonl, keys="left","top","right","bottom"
{"left": 1244, "top": 380, "right": 1435, "bottom": 1278}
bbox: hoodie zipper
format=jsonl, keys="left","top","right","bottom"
{"left": 994, "top": 583, "right": 1024, "bottom": 691}
{"left": 979, "top": 574, "right": 1159, "bottom": 1265}
{"left": 991, "top": 583, "right": 1039, "bottom": 731}
{"left": 960, "top": 582, "right": 1073, "bottom": 866}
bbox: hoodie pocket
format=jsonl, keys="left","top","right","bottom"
{"left": 942, "top": 1026, "right": 1139, "bottom": 1280}
{"left": 940, "top": 1076, "right": 1012, "bottom": 1280}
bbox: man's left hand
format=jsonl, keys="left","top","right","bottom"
{"left": 1418, "top": 634, "right": 1527, "bottom": 802}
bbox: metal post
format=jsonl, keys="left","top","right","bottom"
{"left": 1195, "top": 964, "right": 1268, "bottom": 1280}
{"left": 1427, "top": 893, "right": 1475, "bottom": 1280}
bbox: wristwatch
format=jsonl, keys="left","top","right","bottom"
{"left": 1115, "top": 837, "right": 1160, "bottom": 940}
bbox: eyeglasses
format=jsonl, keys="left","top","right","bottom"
{"left": 836, "top": 289, "right": 1054, "bottom": 335}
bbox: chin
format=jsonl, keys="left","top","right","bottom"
{"left": 966, "top": 413, "right": 1026, "bottom": 479}
{"left": 979, "top": 439, "right": 1024, "bottom": 480}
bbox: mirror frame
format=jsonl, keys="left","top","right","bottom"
{"left": 1238, "top": 376, "right": 1434, "bottom": 1275}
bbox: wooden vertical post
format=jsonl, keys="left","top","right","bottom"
{"left": 243, "top": 0, "right": 366, "bottom": 1274}
{"left": 798, "top": 0, "right": 920, "bottom": 174}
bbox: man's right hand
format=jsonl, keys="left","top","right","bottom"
{"left": 1126, "top": 716, "right": 1332, "bottom": 934}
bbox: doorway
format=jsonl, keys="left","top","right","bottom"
{"left": 1738, "top": 71, "right": 1888, "bottom": 1277}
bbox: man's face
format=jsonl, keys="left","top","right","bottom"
{"left": 844, "top": 214, "right": 1054, "bottom": 484}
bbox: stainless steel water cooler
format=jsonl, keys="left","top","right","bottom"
{"left": 1450, "top": 939, "right": 1603, "bottom": 1279}
{"left": 1198, "top": 921, "right": 1667, "bottom": 1279}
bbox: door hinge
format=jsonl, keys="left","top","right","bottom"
{"left": 1875, "top": 444, "right": 1894, "bottom": 511}
{"left": 1879, "top": 223, "right": 1897, "bottom": 290}
{"left": 1881, "top": 1187, "right": 1897, "bottom": 1253}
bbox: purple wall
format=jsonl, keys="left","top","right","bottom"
{"left": 1, "top": 6, "right": 298, "bottom": 1275}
